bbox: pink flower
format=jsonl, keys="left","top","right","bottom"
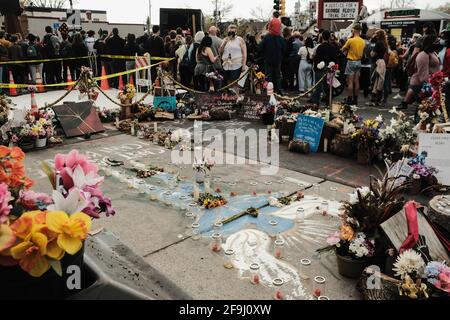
{"left": 326, "top": 232, "right": 341, "bottom": 246}
{"left": 55, "top": 150, "right": 98, "bottom": 190}
{"left": 0, "top": 183, "right": 12, "bottom": 224}
{"left": 19, "top": 190, "right": 53, "bottom": 211}
{"left": 81, "top": 186, "right": 115, "bottom": 218}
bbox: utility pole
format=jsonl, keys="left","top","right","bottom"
{"left": 214, "top": 0, "right": 219, "bottom": 26}
{"left": 148, "top": 0, "right": 152, "bottom": 29}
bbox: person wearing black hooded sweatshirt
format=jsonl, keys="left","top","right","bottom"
{"left": 144, "top": 25, "right": 165, "bottom": 84}
{"left": 105, "top": 28, "right": 125, "bottom": 88}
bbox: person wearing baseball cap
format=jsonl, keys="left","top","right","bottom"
{"left": 341, "top": 23, "right": 365, "bottom": 105}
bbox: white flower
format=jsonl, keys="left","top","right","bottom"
{"left": 69, "top": 165, "right": 104, "bottom": 189}
{"left": 393, "top": 249, "right": 425, "bottom": 279}
{"left": 389, "top": 107, "right": 398, "bottom": 114}
{"left": 347, "top": 123, "right": 356, "bottom": 134}
{"left": 348, "top": 192, "right": 358, "bottom": 204}
{"left": 328, "top": 62, "right": 335, "bottom": 68}
{"left": 350, "top": 106, "right": 358, "bottom": 112}
{"left": 375, "top": 115, "right": 383, "bottom": 123}
{"left": 348, "top": 233, "right": 371, "bottom": 258}
{"left": 357, "top": 186, "right": 372, "bottom": 198}
{"left": 317, "top": 61, "right": 325, "bottom": 70}
{"left": 268, "top": 196, "right": 283, "bottom": 208}
{"left": 47, "top": 188, "right": 88, "bottom": 215}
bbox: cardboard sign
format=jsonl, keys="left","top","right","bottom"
{"left": 238, "top": 94, "right": 269, "bottom": 121}
{"left": 194, "top": 93, "right": 238, "bottom": 112}
{"left": 53, "top": 101, "right": 104, "bottom": 138}
{"left": 293, "top": 115, "right": 325, "bottom": 153}
{"left": 153, "top": 96, "right": 177, "bottom": 112}
{"left": 419, "top": 133, "right": 450, "bottom": 185}
{"left": 387, "top": 161, "right": 414, "bottom": 190}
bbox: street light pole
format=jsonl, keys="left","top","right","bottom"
{"left": 148, "top": 0, "right": 152, "bottom": 29}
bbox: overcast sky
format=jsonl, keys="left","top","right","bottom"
{"left": 73, "top": 0, "right": 448, "bottom": 24}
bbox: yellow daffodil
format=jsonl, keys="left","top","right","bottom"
{"left": 46, "top": 211, "right": 91, "bottom": 255}
{"left": 10, "top": 231, "right": 50, "bottom": 277}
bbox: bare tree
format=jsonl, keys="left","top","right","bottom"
{"left": 249, "top": 5, "right": 272, "bottom": 22}
{"left": 211, "top": 0, "right": 233, "bottom": 22}
{"left": 31, "top": 0, "right": 70, "bottom": 8}
{"left": 389, "top": 0, "right": 416, "bottom": 9}
{"left": 435, "top": 2, "right": 450, "bottom": 14}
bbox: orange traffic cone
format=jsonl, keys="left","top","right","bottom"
{"left": 100, "top": 66, "right": 110, "bottom": 90}
{"left": 8, "top": 71, "right": 18, "bottom": 96}
{"left": 30, "top": 91, "right": 38, "bottom": 111}
{"left": 129, "top": 74, "right": 134, "bottom": 87}
{"left": 66, "top": 67, "right": 73, "bottom": 90}
{"left": 118, "top": 75, "right": 125, "bottom": 90}
{"left": 35, "top": 68, "right": 45, "bottom": 93}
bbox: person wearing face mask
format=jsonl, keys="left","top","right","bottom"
{"left": 220, "top": 25, "right": 247, "bottom": 93}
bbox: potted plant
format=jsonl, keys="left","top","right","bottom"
{"left": 318, "top": 163, "right": 409, "bottom": 278}
{"left": 0, "top": 147, "right": 115, "bottom": 299}
{"left": 352, "top": 116, "right": 383, "bottom": 165}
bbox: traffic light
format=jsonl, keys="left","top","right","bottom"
{"left": 273, "top": 0, "right": 280, "bottom": 11}
{"left": 280, "top": 0, "right": 286, "bottom": 16}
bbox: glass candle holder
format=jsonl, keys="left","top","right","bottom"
{"left": 214, "top": 221, "right": 224, "bottom": 232}
{"left": 223, "top": 249, "right": 235, "bottom": 269}
{"left": 269, "top": 220, "right": 278, "bottom": 239}
{"left": 299, "top": 259, "right": 312, "bottom": 281}
{"left": 318, "top": 296, "right": 330, "bottom": 301}
{"left": 313, "top": 183, "right": 321, "bottom": 197}
{"left": 274, "top": 239, "right": 285, "bottom": 259}
{"left": 191, "top": 222, "right": 201, "bottom": 241}
{"left": 296, "top": 207, "right": 306, "bottom": 223}
{"left": 321, "top": 201, "right": 329, "bottom": 216}
{"left": 313, "top": 276, "right": 326, "bottom": 298}
{"left": 273, "top": 278, "right": 285, "bottom": 300}
{"left": 250, "top": 263, "right": 261, "bottom": 285}
{"left": 330, "top": 187, "right": 338, "bottom": 201}
{"left": 210, "top": 233, "right": 222, "bottom": 253}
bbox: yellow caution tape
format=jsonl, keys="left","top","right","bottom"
{"left": 0, "top": 59, "right": 172, "bottom": 89}
{"left": 0, "top": 55, "right": 173, "bottom": 65}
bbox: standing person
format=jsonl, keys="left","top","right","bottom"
{"left": 194, "top": 36, "right": 219, "bottom": 92}
{"left": 298, "top": 37, "right": 314, "bottom": 94}
{"left": 192, "top": 31, "right": 205, "bottom": 90}
{"left": 208, "top": 26, "right": 223, "bottom": 74}
{"left": 366, "top": 29, "right": 388, "bottom": 106}
{"left": 25, "top": 34, "right": 43, "bottom": 85}
{"left": 60, "top": 32, "right": 75, "bottom": 83}
{"left": 220, "top": 25, "right": 247, "bottom": 93}
{"left": 0, "top": 31, "right": 12, "bottom": 50}
{"left": 291, "top": 31, "right": 302, "bottom": 91}
{"left": 0, "top": 42, "right": 8, "bottom": 93}
{"left": 309, "top": 30, "right": 339, "bottom": 106}
{"left": 124, "top": 33, "right": 141, "bottom": 83}
{"left": 42, "top": 26, "right": 62, "bottom": 85}
{"left": 71, "top": 33, "right": 88, "bottom": 79}
{"left": 8, "top": 34, "right": 25, "bottom": 88}
{"left": 397, "top": 35, "right": 440, "bottom": 110}
{"left": 176, "top": 35, "right": 194, "bottom": 86}
{"left": 359, "top": 34, "right": 372, "bottom": 99}
{"left": 85, "top": 30, "right": 97, "bottom": 72}
{"left": 341, "top": 23, "right": 366, "bottom": 105}
{"left": 105, "top": 28, "right": 125, "bottom": 88}
{"left": 384, "top": 36, "right": 399, "bottom": 103}
{"left": 94, "top": 30, "right": 110, "bottom": 79}
{"left": 258, "top": 26, "right": 286, "bottom": 95}
{"left": 281, "top": 27, "right": 293, "bottom": 91}
{"left": 144, "top": 25, "right": 165, "bottom": 85}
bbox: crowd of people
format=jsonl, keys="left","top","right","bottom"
{"left": 1, "top": 14, "right": 450, "bottom": 113}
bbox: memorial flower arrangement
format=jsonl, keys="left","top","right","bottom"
{"left": 197, "top": 193, "right": 227, "bottom": 209}
{"left": 393, "top": 249, "right": 429, "bottom": 299}
{"left": 0, "top": 147, "right": 114, "bottom": 278}
{"left": 380, "top": 109, "right": 416, "bottom": 155}
{"left": 0, "top": 94, "right": 12, "bottom": 128}
{"left": 77, "top": 67, "right": 98, "bottom": 101}
{"left": 97, "top": 107, "right": 120, "bottom": 123}
{"left": 424, "top": 261, "right": 450, "bottom": 293}
{"left": 417, "top": 71, "right": 446, "bottom": 131}
{"left": 205, "top": 71, "right": 224, "bottom": 82}
{"left": 352, "top": 116, "right": 383, "bottom": 146}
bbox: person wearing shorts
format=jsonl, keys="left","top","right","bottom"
{"left": 341, "top": 24, "right": 365, "bottom": 105}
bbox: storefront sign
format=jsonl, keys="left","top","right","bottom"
{"left": 323, "top": 2, "right": 358, "bottom": 20}
{"left": 380, "top": 20, "right": 416, "bottom": 28}
{"left": 293, "top": 115, "right": 325, "bottom": 153}
{"left": 384, "top": 9, "right": 420, "bottom": 19}
{"left": 419, "top": 133, "right": 450, "bottom": 185}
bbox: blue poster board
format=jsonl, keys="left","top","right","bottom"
{"left": 293, "top": 115, "right": 325, "bottom": 153}
{"left": 153, "top": 96, "right": 177, "bottom": 112}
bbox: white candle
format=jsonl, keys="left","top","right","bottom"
{"left": 154, "top": 122, "right": 158, "bottom": 132}
{"left": 205, "top": 180, "right": 211, "bottom": 194}
{"left": 193, "top": 184, "right": 200, "bottom": 200}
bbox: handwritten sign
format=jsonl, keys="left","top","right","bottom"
{"left": 238, "top": 94, "right": 269, "bottom": 121}
{"left": 419, "top": 133, "right": 450, "bottom": 185}
{"left": 153, "top": 96, "right": 177, "bottom": 112}
{"left": 293, "top": 115, "right": 325, "bottom": 153}
{"left": 195, "top": 93, "right": 238, "bottom": 111}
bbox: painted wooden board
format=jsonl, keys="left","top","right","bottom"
{"left": 381, "top": 210, "right": 450, "bottom": 263}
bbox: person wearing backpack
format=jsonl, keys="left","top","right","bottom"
{"left": 176, "top": 35, "right": 193, "bottom": 87}
{"left": 397, "top": 35, "right": 440, "bottom": 110}
{"left": 298, "top": 37, "right": 314, "bottom": 94}
{"left": 60, "top": 32, "right": 75, "bottom": 83}
{"left": 26, "top": 34, "right": 43, "bottom": 85}
{"left": 42, "top": 26, "right": 62, "bottom": 86}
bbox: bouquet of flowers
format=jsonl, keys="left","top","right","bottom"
{"left": 206, "top": 71, "right": 224, "bottom": 82}
{"left": 352, "top": 116, "right": 383, "bottom": 146}
{"left": 0, "top": 94, "right": 12, "bottom": 128}
{"left": 97, "top": 107, "right": 120, "bottom": 123}
{"left": 198, "top": 193, "right": 227, "bottom": 209}
{"left": 393, "top": 249, "right": 429, "bottom": 299}
{"left": 407, "top": 153, "right": 438, "bottom": 178}
{"left": 424, "top": 261, "right": 450, "bottom": 294}
{"left": 77, "top": 66, "right": 98, "bottom": 100}
{"left": 380, "top": 108, "right": 416, "bottom": 155}
{"left": 417, "top": 71, "right": 446, "bottom": 131}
